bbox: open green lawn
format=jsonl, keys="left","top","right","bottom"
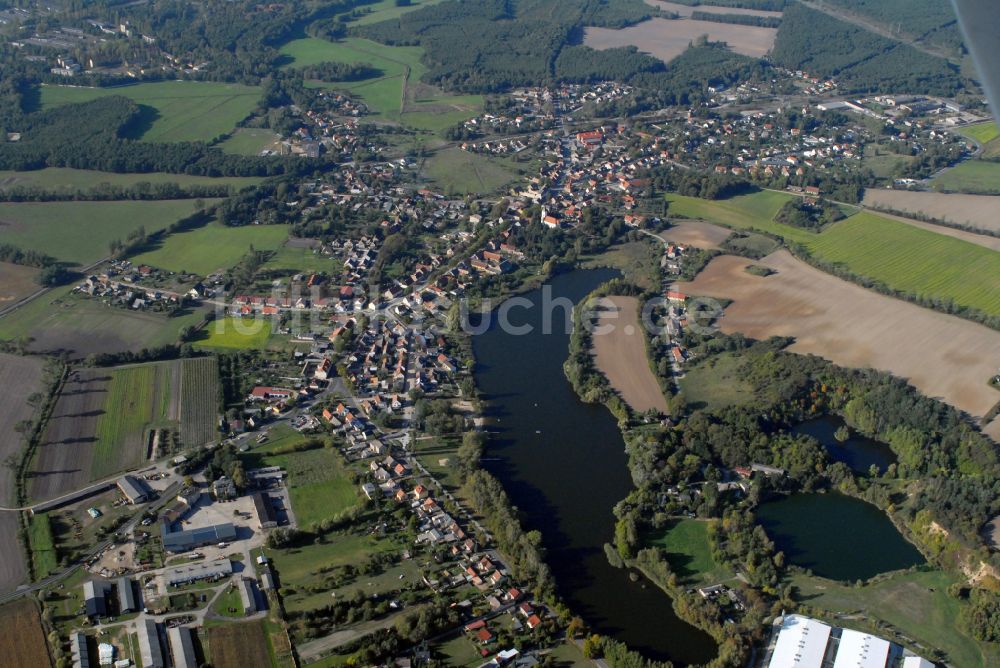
{"left": 192, "top": 316, "right": 274, "bottom": 350}
{"left": 433, "top": 634, "right": 483, "bottom": 668}
{"left": 667, "top": 191, "right": 1000, "bottom": 316}
{"left": 679, "top": 353, "right": 754, "bottom": 412}
{"left": 790, "top": 569, "right": 1000, "bottom": 668}
{"left": 217, "top": 128, "right": 281, "bottom": 156}
{"left": 28, "top": 513, "right": 57, "bottom": 577}
{"left": 262, "top": 244, "right": 343, "bottom": 275}
{"left": 862, "top": 144, "right": 917, "bottom": 180}
{"left": 0, "top": 199, "right": 215, "bottom": 266}
{"left": 959, "top": 122, "right": 999, "bottom": 145}
{"left": 423, "top": 148, "right": 521, "bottom": 195}
{"left": 0, "top": 168, "right": 261, "bottom": 192}
{"left": 279, "top": 38, "right": 481, "bottom": 131}
{"left": 260, "top": 532, "right": 402, "bottom": 593}
{"left": 38, "top": 81, "right": 261, "bottom": 143}
{"left": 130, "top": 222, "right": 289, "bottom": 275}
{"left": 253, "top": 444, "right": 359, "bottom": 530}
{"left": 0, "top": 285, "right": 208, "bottom": 354}
{"left": 647, "top": 518, "right": 728, "bottom": 583}
{"left": 932, "top": 160, "right": 1000, "bottom": 194}
{"left": 212, "top": 584, "right": 246, "bottom": 618}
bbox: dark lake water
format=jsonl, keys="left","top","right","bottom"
{"left": 473, "top": 269, "right": 717, "bottom": 665}
{"left": 756, "top": 493, "right": 924, "bottom": 581}
{"left": 792, "top": 415, "right": 897, "bottom": 474}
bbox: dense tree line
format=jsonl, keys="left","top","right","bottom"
{"left": 665, "top": 0, "right": 786, "bottom": 9}
{"left": 689, "top": 11, "right": 780, "bottom": 28}
{"left": 771, "top": 3, "right": 963, "bottom": 95}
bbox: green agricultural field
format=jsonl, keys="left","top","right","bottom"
{"left": 790, "top": 570, "right": 1000, "bottom": 668}
{"left": 0, "top": 168, "right": 261, "bottom": 192}
{"left": 679, "top": 353, "right": 754, "bottom": 412}
{"left": 192, "top": 316, "right": 274, "bottom": 350}
{"left": 0, "top": 199, "right": 215, "bottom": 267}
{"left": 423, "top": 148, "right": 522, "bottom": 195}
{"left": 91, "top": 362, "right": 177, "bottom": 478}
{"left": 262, "top": 243, "right": 343, "bottom": 275}
{"left": 254, "top": 444, "right": 359, "bottom": 529}
{"left": 38, "top": 81, "right": 261, "bottom": 143}
{"left": 646, "top": 518, "right": 728, "bottom": 583}
{"left": 348, "top": 0, "right": 448, "bottom": 26}
{"left": 129, "top": 222, "right": 289, "bottom": 275}
{"left": 217, "top": 128, "right": 281, "bottom": 156}
{"left": 667, "top": 191, "right": 1000, "bottom": 316}
{"left": 932, "top": 160, "right": 1000, "bottom": 194}
{"left": 278, "top": 38, "right": 481, "bottom": 131}
{"left": 0, "top": 286, "right": 209, "bottom": 355}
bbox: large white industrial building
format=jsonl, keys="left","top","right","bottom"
{"left": 765, "top": 615, "right": 933, "bottom": 668}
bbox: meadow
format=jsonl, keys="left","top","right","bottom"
{"left": 423, "top": 148, "right": 522, "bottom": 195}
{"left": 28, "top": 513, "right": 57, "bottom": 577}
{"left": 129, "top": 222, "right": 289, "bottom": 275}
{"left": 0, "top": 199, "right": 215, "bottom": 266}
{"left": 262, "top": 243, "right": 342, "bottom": 274}
{"left": 279, "top": 38, "right": 481, "bottom": 131}
{"left": 347, "top": 0, "right": 448, "bottom": 26}
{"left": 0, "top": 167, "right": 261, "bottom": 192}
{"left": 646, "top": 518, "right": 728, "bottom": 584}
{"left": 667, "top": 191, "right": 1000, "bottom": 316}
{"left": 932, "top": 160, "right": 1000, "bottom": 195}
{"left": 678, "top": 353, "right": 754, "bottom": 412}
{"left": 789, "top": 569, "right": 1000, "bottom": 668}
{"left": 216, "top": 128, "right": 281, "bottom": 156}
{"left": 959, "top": 121, "right": 999, "bottom": 145}
{"left": 193, "top": 316, "right": 274, "bottom": 350}
{"left": 255, "top": 443, "right": 359, "bottom": 530}
{"left": 38, "top": 81, "right": 261, "bottom": 143}
{"left": 0, "top": 286, "right": 208, "bottom": 356}
{"left": 0, "top": 262, "right": 39, "bottom": 310}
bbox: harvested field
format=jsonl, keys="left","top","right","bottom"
{"left": 656, "top": 221, "right": 730, "bottom": 250}
{"left": 679, "top": 251, "right": 1000, "bottom": 425}
{"left": 0, "top": 262, "right": 40, "bottom": 308}
{"left": 30, "top": 368, "right": 110, "bottom": 503}
{"left": 207, "top": 621, "right": 270, "bottom": 668}
{"left": 0, "top": 354, "right": 44, "bottom": 592}
{"left": 585, "top": 17, "right": 778, "bottom": 62}
{"left": 863, "top": 190, "right": 1000, "bottom": 235}
{"left": 648, "top": 1, "right": 783, "bottom": 19}
{"left": 0, "top": 599, "right": 51, "bottom": 666}
{"left": 591, "top": 296, "right": 669, "bottom": 414}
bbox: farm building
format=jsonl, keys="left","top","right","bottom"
{"left": 117, "top": 576, "right": 137, "bottom": 613}
{"left": 118, "top": 475, "right": 151, "bottom": 504}
{"left": 251, "top": 492, "right": 278, "bottom": 530}
{"left": 163, "top": 559, "right": 233, "bottom": 587}
{"left": 260, "top": 565, "right": 276, "bottom": 591}
{"left": 167, "top": 626, "right": 198, "bottom": 668}
{"left": 161, "top": 519, "right": 237, "bottom": 553}
{"left": 138, "top": 619, "right": 165, "bottom": 668}
{"left": 239, "top": 577, "right": 258, "bottom": 614}
{"left": 82, "top": 579, "right": 110, "bottom": 618}
{"left": 71, "top": 632, "right": 91, "bottom": 668}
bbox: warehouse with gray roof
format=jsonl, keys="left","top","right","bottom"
{"left": 167, "top": 626, "right": 198, "bottom": 668}
{"left": 160, "top": 519, "right": 237, "bottom": 553}
{"left": 164, "top": 558, "right": 233, "bottom": 587}
{"left": 138, "top": 619, "right": 165, "bottom": 668}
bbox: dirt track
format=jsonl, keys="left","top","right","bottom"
{"left": 29, "top": 368, "right": 110, "bottom": 503}
{"left": 680, "top": 251, "right": 1000, "bottom": 429}
{"left": 0, "top": 354, "right": 44, "bottom": 593}
{"left": 591, "top": 296, "right": 669, "bottom": 414}
{"left": 657, "top": 221, "right": 730, "bottom": 250}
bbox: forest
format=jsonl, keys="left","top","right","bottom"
{"left": 771, "top": 3, "right": 962, "bottom": 96}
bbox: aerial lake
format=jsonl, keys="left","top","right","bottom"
{"left": 756, "top": 493, "right": 924, "bottom": 581}
{"left": 792, "top": 414, "right": 897, "bottom": 474}
{"left": 473, "top": 269, "right": 718, "bottom": 665}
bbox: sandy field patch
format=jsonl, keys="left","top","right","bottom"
{"left": 585, "top": 17, "right": 778, "bottom": 61}
{"left": 679, "top": 251, "right": 1000, "bottom": 427}
{"left": 863, "top": 190, "right": 1000, "bottom": 235}
{"left": 0, "top": 354, "right": 44, "bottom": 592}
{"left": 591, "top": 296, "right": 669, "bottom": 414}
{"left": 657, "top": 221, "right": 731, "bottom": 250}
{"left": 29, "top": 368, "right": 111, "bottom": 503}
{"left": 647, "top": 0, "right": 783, "bottom": 19}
